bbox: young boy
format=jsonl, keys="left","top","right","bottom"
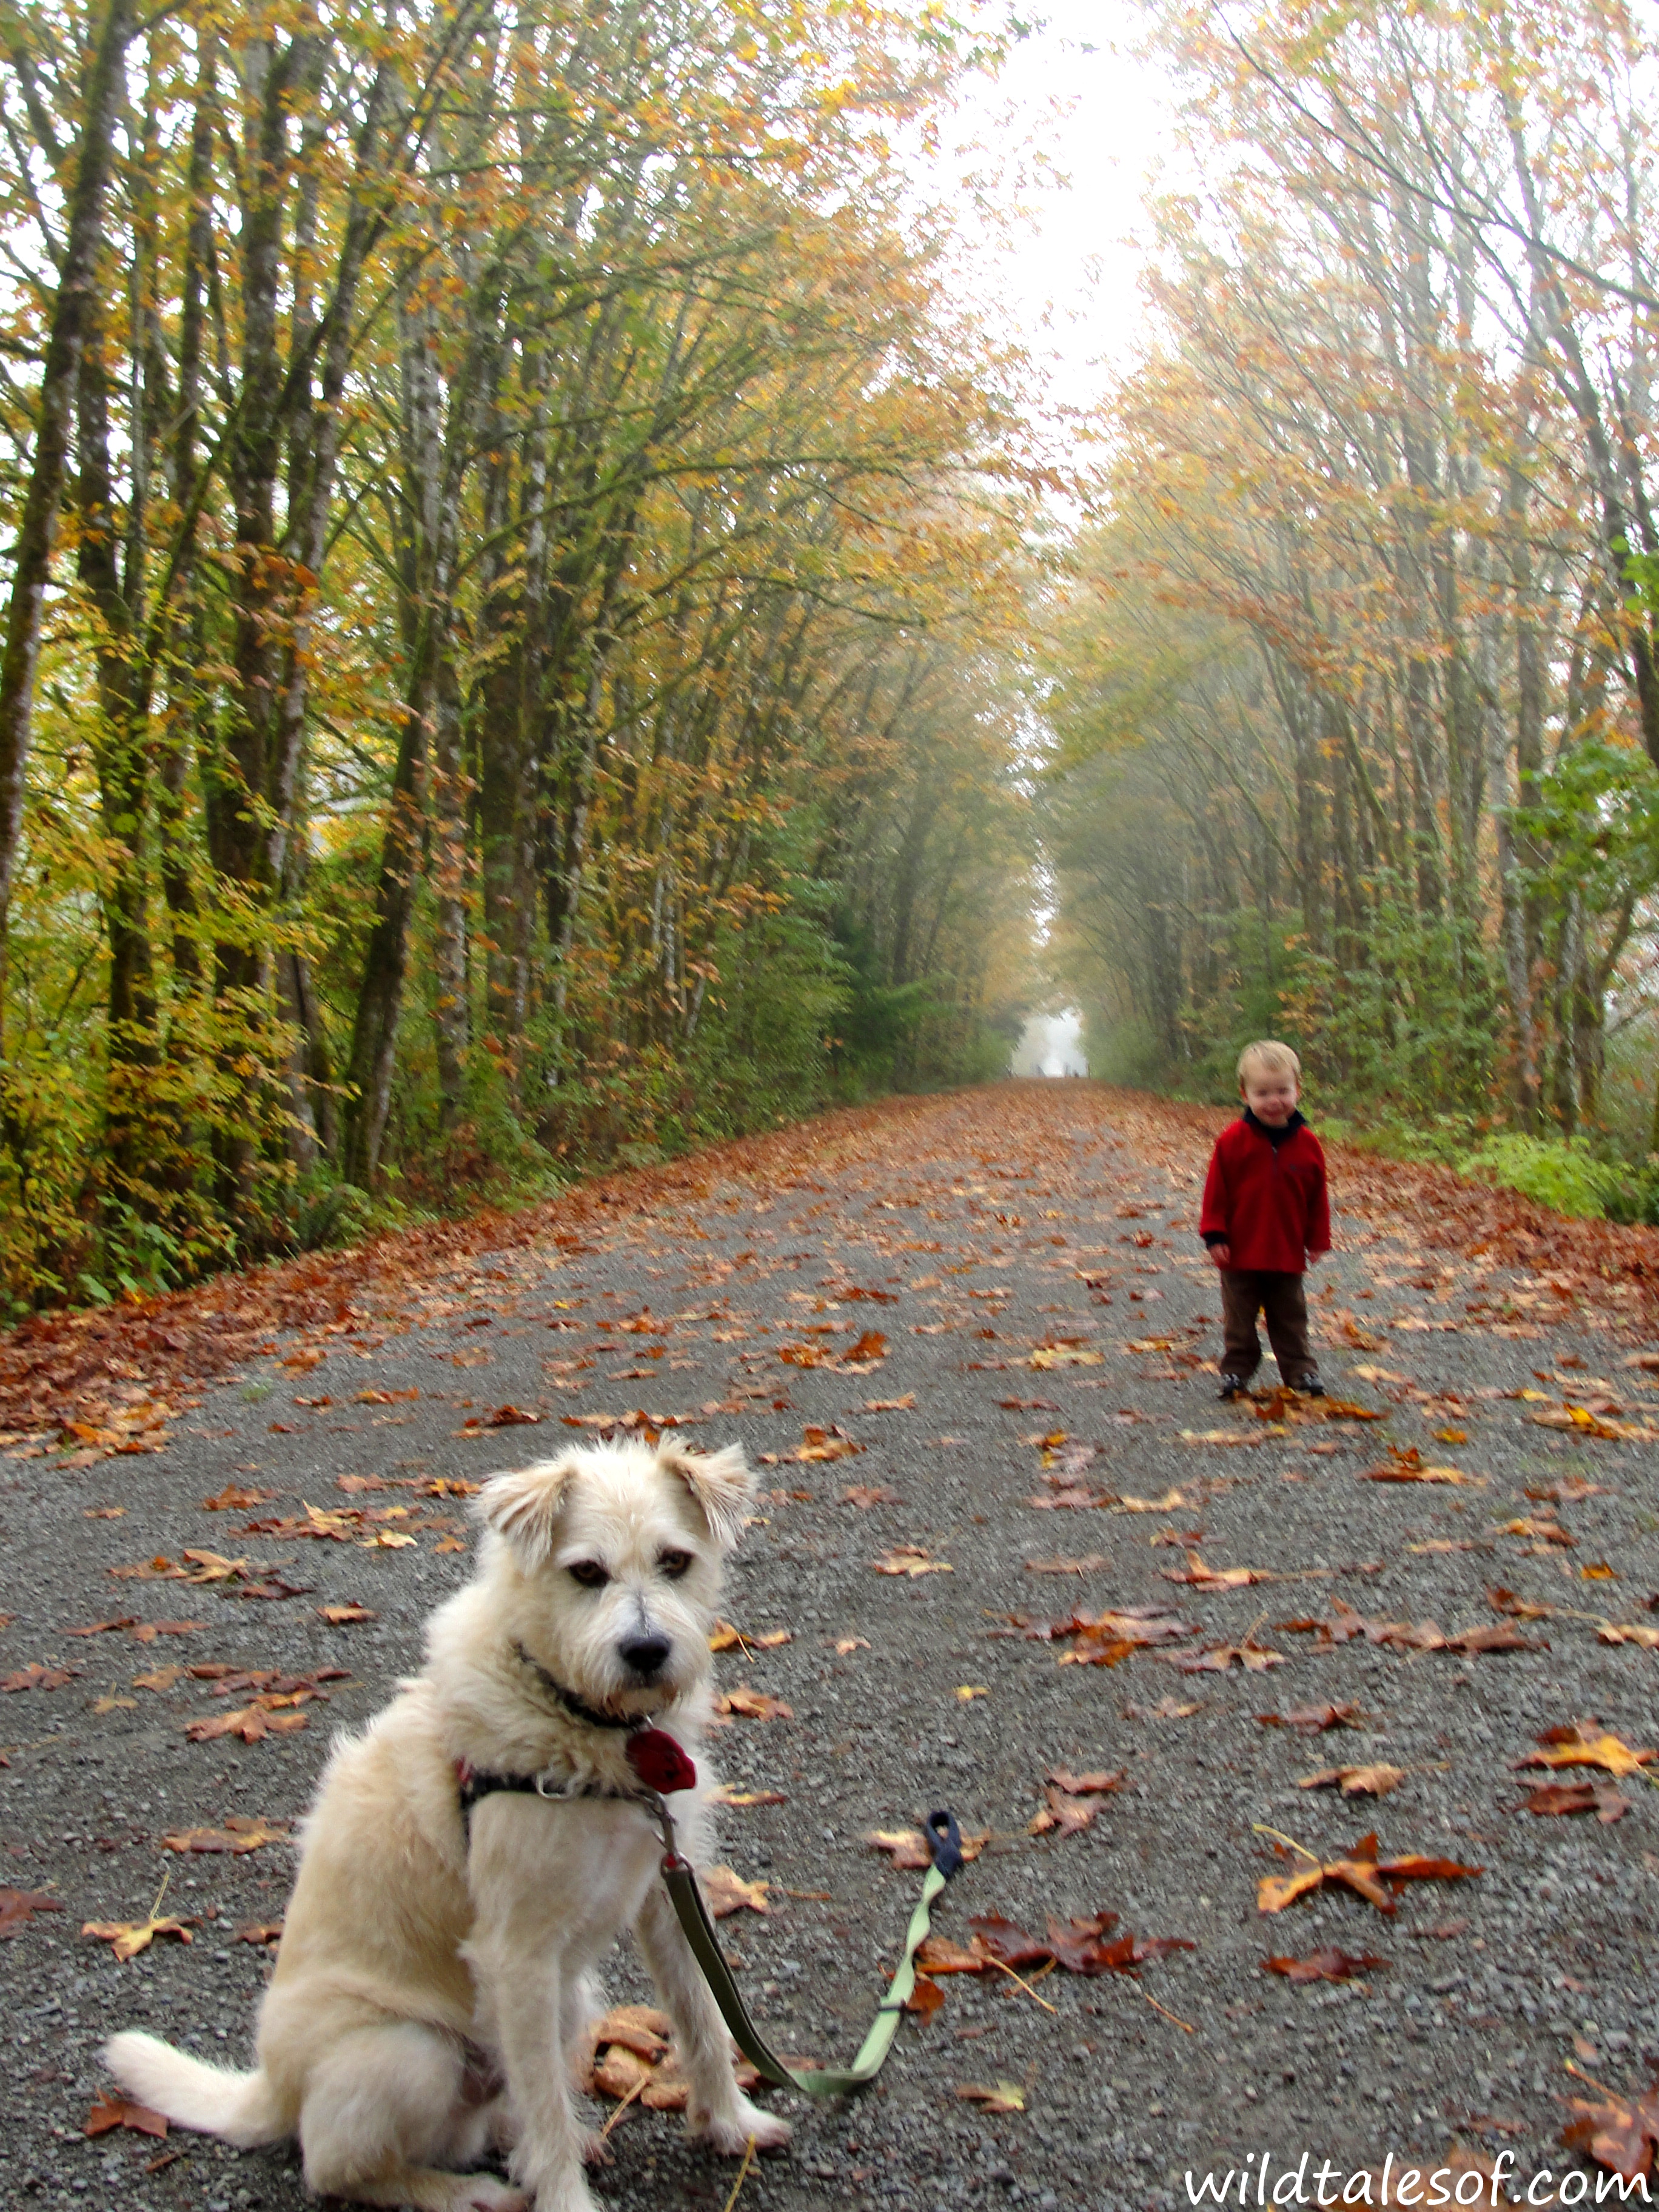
{"left": 1199, "top": 1040, "right": 1330, "bottom": 1400}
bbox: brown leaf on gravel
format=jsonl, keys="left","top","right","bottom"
{"left": 903, "top": 1973, "right": 947, "bottom": 2017}
{"left": 1264, "top": 1948, "right": 1390, "bottom": 1983}
{"left": 1168, "top": 1641, "right": 1286, "bottom": 1674}
{"left": 1495, "top": 1517, "right": 1575, "bottom": 1546}
{"left": 714, "top": 1687, "right": 794, "bottom": 1721}
{"left": 132, "top": 1666, "right": 186, "bottom": 1692}
{"left": 201, "top": 1484, "right": 275, "bottom": 1510}
{"left": 698, "top": 1866, "right": 770, "bottom": 1917}
{"left": 64, "top": 1617, "right": 139, "bottom": 1637}
{"left": 132, "top": 1620, "right": 207, "bottom": 1640}
{"left": 1561, "top": 2076, "right": 1659, "bottom": 2182}
{"left": 1515, "top": 1727, "right": 1655, "bottom": 1778}
{"left": 796, "top": 1424, "right": 864, "bottom": 1462}
{"left": 956, "top": 2080, "right": 1025, "bottom": 2111}
{"left": 915, "top": 1935, "right": 988, "bottom": 1975}
{"left": 0, "top": 1887, "right": 63, "bottom": 1935}
{"left": 1515, "top": 1778, "right": 1630, "bottom": 1822}
{"left": 84, "top": 2093, "right": 167, "bottom": 2139}
{"left": 1, "top": 1663, "right": 81, "bottom": 1692}
{"left": 1127, "top": 1696, "right": 1201, "bottom": 1719}
{"left": 841, "top": 1484, "right": 901, "bottom": 1508}
{"left": 1488, "top": 1587, "right": 1552, "bottom": 1620}
{"left": 82, "top": 1914, "right": 193, "bottom": 1963}
{"left": 1297, "top": 1763, "right": 1404, "bottom": 1797}
{"left": 872, "top": 1546, "right": 951, "bottom": 1577}
{"left": 1256, "top": 1703, "right": 1365, "bottom": 1732}
{"left": 1598, "top": 1622, "right": 1659, "bottom": 1648}
{"left": 862, "top": 1395, "right": 915, "bottom": 1412}
{"left": 1258, "top": 1832, "right": 1481, "bottom": 1915}
{"left": 1276, "top": 1603, "right": 1544, "bottom": 1657}
{"left": 1359, "top": 1447, "right": 1481, "bottom": 1485}
{"left": 161, "top": 1816, "right": 289, "bottom": 1855}
{"left": 233, "top": 1920, "right": 283, "bottom": 1945}
{"left": 316, "top": 1603, "right": 377, "bottom": 1624}
{"left": 1159, "top": 1552, "right": 1267, "bottom": 1588}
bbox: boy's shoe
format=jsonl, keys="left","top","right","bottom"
{"left": 1217, "top": 1375, "right": 1248, "bottom": 1401}
{"left": 1294, "top": 1374, "right": 1327, "bottom": 1398}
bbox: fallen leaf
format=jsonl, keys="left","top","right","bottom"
{"left": 1, "top": 1664, "right": 81, "bottom": 1692}
{"left": 1296, "top": 1764, "right": 1405, "bottom": 1798}
{"left": 316, "top": 1603, "right": 377, "bottom": 1624}
{"left": 1258, "top": 1831, "right": 1481, "bottom": 1915}
{"left": 1160, "top": 1552, "right": 1267, "bottom": 1589}
{"left": 161, "top": 1816, "right": 289, "bottom": 1855}
{"left": 1168, "top": 1641, "right": 1286, "bottom": 1674}
{"left": 1126, "top": 1697, "right": 1200, "bottom": 1720}
{"left": 956, "top": 1684, "right": 989, "bottom": 1701}
{"left": 1028, "top": 1346, "right": 1102, "bottom": 1369}
{"left": 956, "top": 2080, "right": 1026, "bottom": 2112}
{"left": 1488, "top": 1587, "right": 1552, "bottom": 1621}
{"left": 233, "top": 1920, "right": 283, "bottom": 1945}
{"left": 904, "top": 1973, "right": 947, "bottom": 2017}
{"left": 1516, "top": 1728, "right": 1655, "bottom": 1778}
{"left": 64, "top": 1617, "right": 139, "bottom": 1637}
{"left": 1561, "top": 2075, "right": 1659, "bottom": 2183}
{"left": 834, "top": 1635, "right": 870, "bottom": 1655}
{"left": 715, "top": 1687, "right": 794, "bottom": 1721}
{"left": 132, "top": 1667, "right": 184, "bottom": 1692}
{"left": 707, "top": 1786, "right": 787, "bottom": 1808}
{"left": 200, "top": 1484, "right": 274, "bottom": 1511}
{"left": 1359, "top": 1447, "right": 1481, "bottom": 1486}
{"left": 796, "top": 1424, "right": 865, "bottom": 1462}
{"left": 0, "top": 1887, "right": 63, "bottom": 1936}
{"left": 1598, "top": 1623, "right": 1659, "bottom": 1649}
{"left": 915, "top": 1935, "right": 988, "bottom": 1974}
{"left": 872, "top": 1547, "right": 952, "bottom": 1578}
{"left": 1263, "top": 1948, "right": 1389, "bottom": 1985}
{"left": 1515, "top": 1778, "right": 1630, "bottom": 1823}
{"left": 83, "top": 2093, "right": 167, "bottom": 2140}
{"left": 1256, "top": 1703, "right": 1364, "bottom": 1732}
{"left": 841, "top": 1484, "right": 901, "bottom": 1508}
{"left": 82, "top": 1914, "right": 193, "bottom": 1963}
{"left": 699, "top": 1866, "right": 770, "bottom": 1917}
{"left": 863, "top": 1395, "right": 916, "bottom": 1412}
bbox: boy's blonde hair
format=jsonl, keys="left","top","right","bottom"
{"left": 1237, "top": 1039, "right": 1301, "bottom": 1086}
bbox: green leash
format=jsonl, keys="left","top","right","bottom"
{"left": 652, "top": 1800, "right": 964, "bottom": 2097}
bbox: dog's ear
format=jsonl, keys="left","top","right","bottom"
{"left": 475, "top": 1456, "right": 578, "bottom": 1567}
{"left": 658, "top": 1441, "right": 754, "bottom": 1552}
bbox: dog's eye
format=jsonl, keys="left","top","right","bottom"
{"left": 568, "top": 1560, "right": 610, "bottom": 1589}
{"left": 658, "top": 1550, "right": 693, "bottom": 1580}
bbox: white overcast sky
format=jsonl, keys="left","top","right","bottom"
{"left": 910, "top": 0, "right": 1188, "bottom": 439}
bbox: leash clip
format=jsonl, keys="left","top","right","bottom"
{"left": 925, "top": 1808, "right": 965, "bottom": 1880}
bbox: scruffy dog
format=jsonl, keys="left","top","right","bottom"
{"left": 107, "top": 1439, "right": 789, "bottom": 2212}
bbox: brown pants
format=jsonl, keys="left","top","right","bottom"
{"left": 1219, "top": 1269, "right": 1314, "bottom": 1384}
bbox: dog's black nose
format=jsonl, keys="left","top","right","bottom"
{"left": 618, "top": 1632, "right": 672, "bottom": 1680}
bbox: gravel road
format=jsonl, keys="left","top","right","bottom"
{"left": 4, "top": 1081, "right": 1659, "bottom": 2212}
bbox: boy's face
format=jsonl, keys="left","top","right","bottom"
{"left": 1242, "top": 1065, "right": 1299, "bottom": 1125}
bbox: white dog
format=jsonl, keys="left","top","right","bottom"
{"left": 107, "top": 1438, "right": 791, "bottom": 2212}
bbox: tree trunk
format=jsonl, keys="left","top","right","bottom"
{"left": 0, "top": 0, "right": 133, "bottom": 1044}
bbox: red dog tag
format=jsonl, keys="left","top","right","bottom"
{"left": 628, "top": 1729, "right": 697, "bottom": 1795}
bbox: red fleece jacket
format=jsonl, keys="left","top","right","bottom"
{"left": 1199, "top": 1112, "right": 1330, "bottom": 1274}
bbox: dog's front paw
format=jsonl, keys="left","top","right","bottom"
{"left": 686, "top": 2093, "right": 792, "bottom": 2156}
{"left": 578, "top": 2127, "right": 615, "bottom": 2168}
{"left": 464, "top": 2184, "right": 531, "bottom": 2212}
{"left": 509, "top": 2142, "right": 597, "bottom": 2212}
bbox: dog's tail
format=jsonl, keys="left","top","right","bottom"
{"left": 105, "top": 2031, "right": 287, "bottom": 2147}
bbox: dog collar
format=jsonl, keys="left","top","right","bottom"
{"left": 511, "top": 1640, "right": 648, "bottom": 1732}
{"left": 457, "top": 1729, "right": 697, "bottom": 1828}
